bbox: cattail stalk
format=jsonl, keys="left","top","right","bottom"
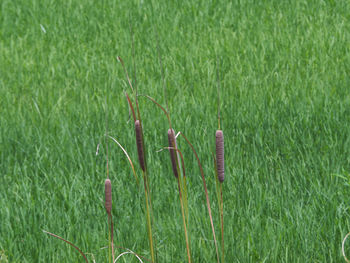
{"left": 214, "top": 163, "right": 224, "bottom": 263}
{"left": 219, "top": 183, "right": 224, "bottom": 263}
{"left": 142, "top": 170, "right": 155, "bottom": 263}
{"left": 177, "top": 149, "right": 191, "bottom": 263}
{"left": 169, "top": 147, "right": 191, "bottom": 263}
{"left": 177, "top": 176, "right": 191, "bottom": 263}
{"left": 142, "top": 94, "right": 192, "bottom": 260}
{"left": 153, "top": 39, "right": 191, "bottom": 260}
{"left": 119, "top": 57, "right": 155, "bottom": 261}
{"left": 135, "top": 121, "right": 154, "bottom": 262}
{"left": 105, "top": 179, "right": 114, "bottom": 263}
{"left": 216, "top": 57, "right": 224, "bottom": 261}
{"left": 168, "top": 130, "right": 189, "bottom": 227}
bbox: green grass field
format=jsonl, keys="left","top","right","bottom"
{"left": 1, "top": 0, "right": 350, "bottom": 262}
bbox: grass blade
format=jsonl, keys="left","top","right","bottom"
{"left": 108, "top": 135, "right": 139, "bottom": 185}
{"left": 42, "top": 230, "right": 89, "bottom": 263}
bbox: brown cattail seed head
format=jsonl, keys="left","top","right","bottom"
{"left": 105, "top": 179, "right": 112, "bottom": 214}
{"left": 168, "top": 128, "right": 179, "bottom": 178}
{"left": 135, "top": 120, "right": 146, "bottom": 171}
{"left": 216, "top": 130, "right": 224, "bottom": 183}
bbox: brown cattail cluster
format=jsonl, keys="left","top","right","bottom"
{"left": 105, "top": 179, "right": 112, "bottom": 214}
{"left": 215, "top": 130, "right": 224, "bottom": 183}
{"left": 135, "top": 120, "right": 146, "bottom": 172}
{"left": 168, "top": 128, "right": 179, "bottom": 178}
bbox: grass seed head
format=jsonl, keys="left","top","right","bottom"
{"left": 105, "top": 179, "right": 112, "bottom": 214}
{"left": 135, "top": 120, "right": 146, "bottom": 171}
{"left": 216, "top": 130, "right": 224, "bottom": 183}
{"left": 168, "top": 128, "right": 179, "bottom": 178}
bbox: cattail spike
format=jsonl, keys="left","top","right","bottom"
{"left": 216, "top": 130, "right": 224, "bottom": 183}
{"left": 135, "top": 120, "right": 146, "bottom": 171}
{"left": 168, "top": 128, "right": 179, "bottom": 178}
{"left": 105, "top": 179, "right": 112, "bottom": 214}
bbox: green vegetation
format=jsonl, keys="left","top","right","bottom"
{"left": 1, "top": 0, "right": 350, "bottom": 262}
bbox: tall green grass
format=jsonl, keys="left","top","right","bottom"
{"left": 1, "top": 0, "right": 350, "bottom": 262}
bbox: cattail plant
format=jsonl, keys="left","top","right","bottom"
{"left": 44, "top": 142, "right": 144, "bottom": 263}
{"left": 215, "top": 129, "right": 225, "bottom": 263}
{"left": 134, "top": 119, "right": 155, "bottom": 263}
{"left": 135, "top": 119, "right": 154, "bottom": 260}
{"left": 168, "top": 128, "right": 189, "bottom": 227}
{"left": 118, "top": 57, "right": 155, "bottom": 263}
{"left": 215, "top": 57, "right": 225, "bottom": 263}
{"left": 173, "top": 147, "right": 191, "bottom": 263}
{"left": 145, "top": 49, "right": 220, "bottom": 262}
{"left": 168, "top": 129, "right": 191, "bottom": 262}
{"left": 159, "top": 145, "right": 191, "bottom": 263}
{"left": 103, "top": 86, "right": 115, "bottom": 263}
{"left": 140, "top": 93, "right": 192, "bottom": 262}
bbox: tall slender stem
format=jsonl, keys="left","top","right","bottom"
{"left": 177, "top": 177, "right": 191, "bottom": 263}
{"left": 220, "top": 183, "right": 224, "bottom": 263}
{"left": 110, "top": 214, "right": 115, "bottom": 263}
{"left": 108, "top": 215, "right": 111, "bottom": 263}
{"left": 142, "top": 170, "right": 155, "bottom": 263}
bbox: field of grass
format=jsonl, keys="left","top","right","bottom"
{"left": 1, "top": 0, "right": 350, "bottom": 262}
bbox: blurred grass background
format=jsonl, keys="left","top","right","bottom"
{"left": 1, "top": 0, "right": 350, "bottom": 262}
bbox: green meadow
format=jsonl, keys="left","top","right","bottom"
{"left": 1, "top": 0, "right": 350, "bottom": 262}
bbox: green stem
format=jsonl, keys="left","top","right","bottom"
{"left": 219, "top": 183, "right": 224, "bottom": 263}
{"left": 142, "top": 170, "right": 155, "bottom": 263}
{"left": 213, "top": 152, "right": 224, "bottom": 263}
{"left": 177, "top": 177, "right": 191, "bottom": 263}
{"left": 108, "top": 215, "right": 111, "bottom": 263}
